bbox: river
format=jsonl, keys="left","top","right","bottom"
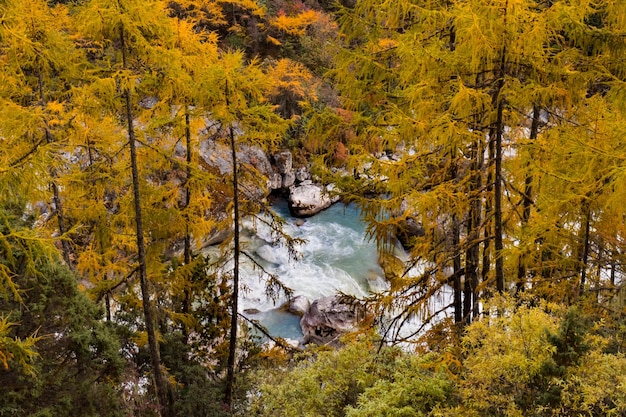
{"left": 238, "top": 199, "right": 387, "bottom": 340}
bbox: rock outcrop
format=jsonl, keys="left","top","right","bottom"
{"left": 270, "top": 151, "right": 297, "bottom": 190}
{"left": 300, "top": 295, "right": 365, "bottom": 345}
{"left": 198, "top": 144, "right": 336, "bottom": 217}
{"left": 288, "top": 182, "right": 340, "bottom": 217}
{"left": 395, "top": 217, "right": 426, "bottom": 250}
{"left": 198, "top": 140, "right": 273, "bottom": 177}
{"left": 281, "top": 295, "right": 311, "bottom": 317}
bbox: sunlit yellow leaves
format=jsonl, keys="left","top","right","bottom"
{"left": 0, "top": 317, "right": 39, "bottom": 375}
{"left": 448, "top": 79, "right": 491, "bottom": 122}
{"left": 461, "top": 297, "right": 562, "bottom": 414}
{"left": 266, "top": 35, "right": 282, "bottom": 46}
{"left": 270, "top": 9, "right": 321, "bottom": 36}
{"left": 377, "top": 38, "right": 398, "bottom": 50}
{"left": 267, "top": 58, "right": 317, "bottom": 109}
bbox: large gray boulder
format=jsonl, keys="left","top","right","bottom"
{"left": 198, "top": 140, "right": 272, "bottom": 176}
{"left": 268, "top": 172, "right": 283, "bottom": 191}
{"left": 273, "top": 151, "right": 293, "bottom": 175}
{"left": 300, "top": 295, "right": 365, "bottom": 346}
{"left": 281, "top": 295, "right": 311, "bottom": 317}
{"left": 282, "top": 171, "right": 296, "bottom": 189}
{"left": 288, "top": 182, "right": 339, "bottom": 217}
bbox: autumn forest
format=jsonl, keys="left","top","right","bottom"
{"left": 2, "top": 0, "right": 626, "bottom": 416}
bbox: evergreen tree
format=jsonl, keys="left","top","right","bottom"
{"left": 0, "top": 204, "right": 125, "bottom": 417}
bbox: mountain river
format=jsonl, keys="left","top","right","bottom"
{"left": 238, "top": 199, "right": 387, "bottom": 341}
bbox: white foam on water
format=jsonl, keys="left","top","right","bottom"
{"left": 238, "top": 202, "right": 379, "bottom": 315}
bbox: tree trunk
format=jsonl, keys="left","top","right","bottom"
{"left": 482, "top": 128, "right": 494, "bottom": 287}
{"left": 493, "top": 0, "right": 508, "bottom": 292}
{"left": 579, "top": 201, "right": 591, "bottom": 295}
{"left": 493, "top": 91, "right": 505, "bottom": 293}
{"left": 517, "top": 105, "right": 540, "bottom": 292}
{"left": 37, "top": 71, "right": 73, "bottom": 270}
{"left": 119, "top": 23, "right": 170, "bottom": 417}
{"left": 452, "top": 214, "right": 462, "bottom": 325}
{"left": 224, "top": 119, "right": 240, "bottom": 408}
{"left": 182, "top": 111, "right": 192, "bottom": 343}
{"left": 465, "top": 139, "right": 482, "bottom": 322}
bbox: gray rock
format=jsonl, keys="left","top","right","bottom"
{"left": 295, "top": 167, "right": 311, "bottom": 182}
{"left": 238, "top": 144, "right": 273, "bottom": 176}
{"left": 273, "top": 151, "right": 293, "bottom": 175}
{"left": 396, "top": 217, "right": 426, "bottom": 249}
{"left": 268, "top": 172, "right": 283, "bottom": 190}
{"left": 198, "top": 141, "right": 272, "bottom": 176}
{"left": 300, "top": 295, "right": 365, "bottom": 346}
{"left": 283, "top": 295, "right": 310, "bottom": 316}
{"left": 288, "top": 183, "right": 339, "bottom": 217}
{"left": 139, "top": 96, "right": 158, "bottom": 109}
{"left": 282, "top": 172, "right": 296, "bottom": 188}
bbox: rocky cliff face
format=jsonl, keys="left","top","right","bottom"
{"left": 267, "top": 150, "right": 338, "bottom": 217}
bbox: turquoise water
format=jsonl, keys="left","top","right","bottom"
{"left": 240, "top": 200, "right": 385, "bottom": 341}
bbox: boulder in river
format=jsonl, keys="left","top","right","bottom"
{"left": 281, "top": 295, "right": 311, "bottom": 317}
{"left": 300, "top": 295, "right": 366, "bottom": 346}
{"left": 288, "top": 182, "right": 340, "bottom": 217}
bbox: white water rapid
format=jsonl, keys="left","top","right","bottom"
{"left": 238, "top": 199, "right": 387, "bottom": 340}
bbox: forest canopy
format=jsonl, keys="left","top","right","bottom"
{"left": 1, "top": 0, "right": 626, "bottom": 416}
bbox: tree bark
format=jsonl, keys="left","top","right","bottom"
{"left": 182, "top": 111, "right": 192, "bottom": 343}
{"left": 493, "top": 0, "right": 508, "bottom": 293}
{"left": 452, "top": 214, "right": 462, "bottom": 325}
{"left": 119, "top": 23, "right": 170, "bottom": 417}
{"left": 482, "top": 128, "right": 494, "bottom": 287}
{"left": 465, "top": 139, "right": 482, "bottom": 322}
{"left": 37, "top": 70, "right": 73, "bottom": 270}
{"left": 494, "top": 95, "right": 504, "bottom": 293}
{"left": 224, "top": 113, "right": 241, "bottom": 407}
{"left": 579, "top": 201, "right": 591, "bottom": 295}
{"left": 517, "top": 105, "right": 540, "bottom": 292}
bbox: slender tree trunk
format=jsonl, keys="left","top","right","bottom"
{"left": 119, "top": 24, "right": 170, "bottom": 417}
{"left": 493, "top": 0, "right": 508, "bottom": 292}
{"left": 517, "top": 105, "right": 540, "bottom": 292}
{"left": 37, "top": 71, "right": 73, "bottom": 270}
{"left": 579, "top": 201, "right": 591, "bottom": 295}
{"left": 465, "top": 139, "right": 481, "bottom": 322}
{"left": 452, "top": 214, "right": 462, "bottom": 325}
{"left": 610, "top": 252, "right": 616, "bottom": 287}
{"left": 446, "top": 8, "right": 464, "bottom": 326}
{"left": 182, "top": 111, "right": 192, "bottom": 343}
{"left": 493, "top": 91, "right": 505, "bottom": 293}
{"left": 482, "top": 130, "right": 494, "bottom": 287}
{"left": 224, "top": 119, "right": 240, "bottom": 408}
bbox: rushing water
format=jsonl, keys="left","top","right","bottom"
{"left": 238, "top": 200, "right": 386, "bottom": 340}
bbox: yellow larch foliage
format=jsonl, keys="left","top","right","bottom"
{"left": 267, "top": 58, "right": 317, "bottom": 105}
{"left": 270, "top": 9, "right": 321, "bottom": 36}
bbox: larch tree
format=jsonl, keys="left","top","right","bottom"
{"left": 197, "top": 51, "right": 292, "bottom": 407}
{"left": 73, "top": 0, "right": 304, "bottom": 410}
{"left": 314, "top": 0, "right": 626, "bottom": 339}
{"left": 0, "top": 0, "right": 87, "bottom": 270}
{"left": 0, "top": 0, "right": 89, "bottom": 375}
{"left": 72, "top": 0, "right": 192, "bottom": 413}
